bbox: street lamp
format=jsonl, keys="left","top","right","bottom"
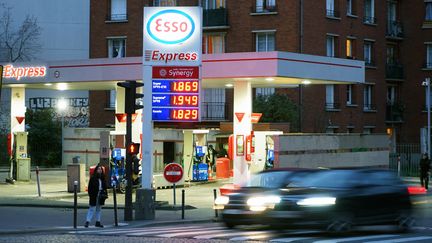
{"left": 422, "top": 78, "right": 431, "bottom": 158}
{"left": 57, "top": 98, "right": 68, "bottom": 165}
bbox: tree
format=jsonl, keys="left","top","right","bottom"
{"left": 253, "top": 93, "right": 300, "bottom": 131}
{"left": 0, "top": 4, "right": 42, "bottom": 62}
{"left": 25, "top": 108, "right": 62, "bottom": 167}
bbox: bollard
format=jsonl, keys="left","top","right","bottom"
{"left": 213, "top": 188, "right": 218, "bottom": 218}
{"left": 113, "top": 182, "right": 118, "bottom": 227}
{"left": 173, "top": 183, "right": 176, "bottom": 206}
{"left": 73, "top": 180, "right": 78, "bottom": 229}
{"left": 36, "top": 166, "right": 41, "bottom": 197}
{"left": 397, "top": 155, "right": 401, "bottom": 177}
{"left": 181, "top": 189, "right": 185, "bottom": 220}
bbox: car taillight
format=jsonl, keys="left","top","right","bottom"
{"left": 407, "top": 186, "right": 427, "bottom": 195}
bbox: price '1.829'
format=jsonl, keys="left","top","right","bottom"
{"left": 171, "top": 109, "right": 198, "bottom": 120}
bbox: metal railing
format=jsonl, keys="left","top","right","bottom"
{"left": 386, "top": 63, "right": 404, "bottom": 79}
{"left": 325, "top": 102, "right": 341, "bottom": 110}
{"left": 326, "top": 9, "right": 340, "bottom": 18}
{"left": 389, "top": 144, "right": 421, "bottom": 177}
{"left": 424, "top": 62, "right": 432, "bottom": 69}
{"left": 363, "top": 103, "right": 376, "bottom": 111}
{"left": 363, "top": 16, "right": 376, "bottom": 24}
{"left": 203, "top": 8, "right": 228, "bottom": 27}
{"left": 253, "top": 5, "right": 277, "bottom": 13}
{"left": 201, "top": 102, "right": 232, "bottom": 121}
{"left": 386, "top": 103, "right": 404, "bottom": 122}
{"left": 365, "top": 59, "right": 375, "bottom": 67}
{"left": 386, "top": 21, "right": 404, "bottom": 38}
{"left": 106, "top": 14, "right": 128, "bottom": 21}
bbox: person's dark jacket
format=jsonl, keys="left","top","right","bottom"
{"left": 420, "top": 157, "right": 431, "bottom": 176}
{"left": 88, "top": 174, "right": 108, "bottom": 206}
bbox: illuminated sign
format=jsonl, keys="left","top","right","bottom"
{"left": 152, "top": 66, "right": 200, "bottom": 122}
{"left": 143, "top": 7, "right": 202, "bottom": 66}
{"left": 2, "top": 64, "right": 47, "bottom": 80}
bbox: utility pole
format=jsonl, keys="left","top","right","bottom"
{"left": 423, "top": 78, "right": 431, "bottom": 157}
{"left": 0, "top": 65, "right": 4, "bottom": 106}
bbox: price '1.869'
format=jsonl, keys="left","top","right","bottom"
{"left": 171, "top": 81, "right": 199, "bottom": 92}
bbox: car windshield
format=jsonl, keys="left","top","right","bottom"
{"left": 292, "top": 170, "right": 358, "bottom": 188}
{"left": 246, "top": 171, "right": 293, "bottom": 188}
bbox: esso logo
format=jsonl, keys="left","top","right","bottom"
{"left": 147, "top": 10, "right": 195, "bottom": 45}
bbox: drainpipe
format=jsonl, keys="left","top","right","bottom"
{"left": 299, "top": 0, "right": 304, "bottom": 53}
{"left": 298, "top": 0, "right": 304, "bottom": 132}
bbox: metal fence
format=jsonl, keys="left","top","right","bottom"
{"left": 389, "top": 144, "right": 421, "bottom": 177}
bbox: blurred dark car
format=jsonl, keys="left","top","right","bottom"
{"left": 216, "top": 169, "right": 414, "bottom": 232}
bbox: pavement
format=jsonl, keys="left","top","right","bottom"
{"left": 0, "top": 168, "right": 230, "bottom": 234}
{"left": 0, "top": 168, "right": 431, "bottom": 235}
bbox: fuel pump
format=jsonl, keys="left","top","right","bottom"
{"left": 245, "top": 131, "right": 255, "bottom": 162}
{"left": 7, "top": 132, "right": 30, "bottom": 182}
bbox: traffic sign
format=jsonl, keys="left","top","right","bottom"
{"left": 163, "top": 163, "right": 183, "bottom": 183}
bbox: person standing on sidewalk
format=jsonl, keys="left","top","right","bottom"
{"left": 85, "top": 164, "right": 108, "bottom": 228}
{"left": 420, "top": 153, "right": 431, "bottom": 190}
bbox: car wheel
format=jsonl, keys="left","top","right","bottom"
{"left": 396, "top": 211, "right": 415, "bottom": 232}
{"left": 326, "top": 213, "right": 353, "bottom": 233}
{"left": 224, "top": 221, "right": 236, "bottom": 229}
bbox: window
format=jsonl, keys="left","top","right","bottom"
{"left": 427, "top": 44, "right": 432, "bottom": 68}
{"left": 109, "top": 90, "right": 116, "bottom": 108}
{"left": 326, "top": 35, "right": 336, "bottom": 57}
{"left": 347, "top": 0, "right": 354, "bottom": 15}
{"left": 426, "top": 2, "right": 432, "bottom": 21}
{"left": 202, "top": 88, "right": 226, "bottom": 120}
{"left": 346, "top": 84, "right": 353, "bottom": 105}
{"left": 256, "top": 88, "right": 275, "bottom": 96}
{"left": 256, "top": 0, "right": 276, "bottom": 13}
{"left": 203, "top": 0, "right": 225, "bottom": 9}
{"left": 387, "top": 86, "right": 396, "bottom": 105}
{"left": 364, "top": 0, "right": 375, "bottom": 24}
{"left": 326, "top": 84, "right": 335, "bottom": 108}
{"left": 203, "top": 33, "right": 225, "bottom": 54}
{"left": 326, "top": 0, "right": 335, "bottom": 16}
{"left": 386, "top": 45, "right": 396, "bottom": 64}
{"left": 363, "top": 85, "right": 373, "bottom": 110}
{"left": 363, "top": 127, "right": 373, "bottom": 134}
{"left": 110, "top": 0, "right": 127, "bottom": 21}
{"left": 154, "top": 0, "right": 176, "bottom": 6}
{"left": 256, "top": 32, "right": 275, "bottom": 52}
{"left": 364, "top": 41, "right": 373, "bottom": 66}
{"left": 346, "top": 38, "right": 354, "bottom": 58}
{"left": 108, "top": 38, "right": 126, "bottom": 58}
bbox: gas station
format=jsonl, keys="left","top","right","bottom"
{"left": 1, "top": 7, "right": 364, "bottom": 220}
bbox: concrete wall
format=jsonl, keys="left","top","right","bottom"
{"left": 63, "top": 127, "right": 113, "bottom": 168}
{"left": 275, "top": 134, "right": 390, "bottom": 169}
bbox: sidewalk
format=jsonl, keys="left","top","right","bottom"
{"left": 0, "top": 169, "right": 230, "bottom": 234}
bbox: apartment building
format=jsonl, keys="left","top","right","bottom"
{"left": 88, "top": 0, "right": 429, "bottom": 147}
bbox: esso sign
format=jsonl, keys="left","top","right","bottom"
{"left": 147, "top": 9, "right": 195, "bottom": 45}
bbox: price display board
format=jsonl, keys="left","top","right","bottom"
{"left": 152, "top": 66, "right": 200, "bottom": 122}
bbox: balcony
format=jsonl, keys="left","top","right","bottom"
{"left": 386, "top": 21, "right": 404, "bottom": 39}
{"left": 363, "top": 16, "right": 377, "bottom": 24}
{"left": 423, "top": 62, "right": 432, "bottom": 69}
{"left": 365, "top": 59, "right": 375, "bottom": 67}
{"left": 201, "top": 102, "right": 232, "bottom": 121}
{"left": 105, "top": 14, "right": 128, "bottom": 22}
{"left": 203, "top": 8, "right": 228, "bottom": 27}
{"left": 386, "top": 103, "right": 404, "bottom": 122}
{"left": 386, "top": 63, "right": 404, "bottom": 80}
{"left": 326, "top": 9, "right": 340, "bottom": 18}
{"left": 252, "top": 5, "right": 277, "bottom": 13}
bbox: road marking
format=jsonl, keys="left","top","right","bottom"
{"left": 130, "top": 227, "right": 227, "bottom": 237}
{"left": 72, "top": 225, "right": 205, "bottom": 235}
{"left": 155, "top": 226, "right": 225, "bottom": 237}
{"left": 194, "top": 230, "right": 267, "bottom": 239}
{"left": 230, "top": 234, "right": 272, "bottom": 241}
{"left": 270, "top": 237, "right": 314, "bottom": 242}
{"left": 366, "top": 236, "right": 432, "bottom": 243}
{"left": 313, "top": 234, "right": 399, "bottom": 243}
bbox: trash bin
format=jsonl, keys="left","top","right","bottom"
{"left": 72, "top": 156, "right": 80, "bottom": 164}
{"left": 67, "top": 164, "right": 86, "bottom": 192}
{"left": 16, "top": 158, "right": 31, "bottom": 181}
{"left": 216, "top": 157, "right": 230, "bottom": 179}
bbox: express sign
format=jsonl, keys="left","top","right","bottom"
{"left": 143, "top": 7, "right": 202, "bottom": 66}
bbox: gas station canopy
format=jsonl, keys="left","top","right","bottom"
{"left": 2, "top": 51, "right": 364, "bottom": 90}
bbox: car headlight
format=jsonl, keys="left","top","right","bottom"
{"left": 214, "top": 196, "right": 229, "bottom": 209}
{"left": 247, "top": 195, "right": 281, "bottom": 211}
{"left": 296, "top": 197, "right": 336, "bottom": 206}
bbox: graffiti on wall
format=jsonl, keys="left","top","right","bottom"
{"left": 28, "top": 97, "right": 89, "bottom": 127}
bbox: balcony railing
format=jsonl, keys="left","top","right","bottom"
{"left": 365, "top": 59, "right": 375, "bottom": 67}
{"left": 386, "top": 103, "right": 404, "bottom": 122}
{"left": 363, "top": 16, "right": 376, "bottom": 24}
{"left": 252, "top": 5, "right": 277, "bottom": 13}
{"left": 106, "top": 14, "right": 128, "bottom": 21}
{"left": 201, "top": 102, "right": 232, "bottom": 121}
{"left": 386, "top": 63, "right": 404, "bottom": 79}
{"left": 203, "top": 8, "right": 228, "bottom": 27}
{"left": 386, "top": 21, "right": 404, "bottom": 38}
{"left": 363, "top": 103, "right": 376, "bottom": 111}
{"left": 424, "top": 62, "right": 432, "bottom": 69}
{"left": 326, "top": 9, "right": 340, "bottom": 18}
{"left": 325, "top": 102, "right": 341, "bottom": 110}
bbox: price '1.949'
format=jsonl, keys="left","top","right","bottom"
{"left": 171, "top": 81, "right": 199, "bottom": 92}
{"left": 171, "top": 95, "right": 198, "bottom": 106}
{"left": 171, "top": 109, "right": 198, "bottom": 120}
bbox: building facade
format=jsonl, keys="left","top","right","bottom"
{"left": 88, "top": 0, "right": 428, "bottom": 148}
